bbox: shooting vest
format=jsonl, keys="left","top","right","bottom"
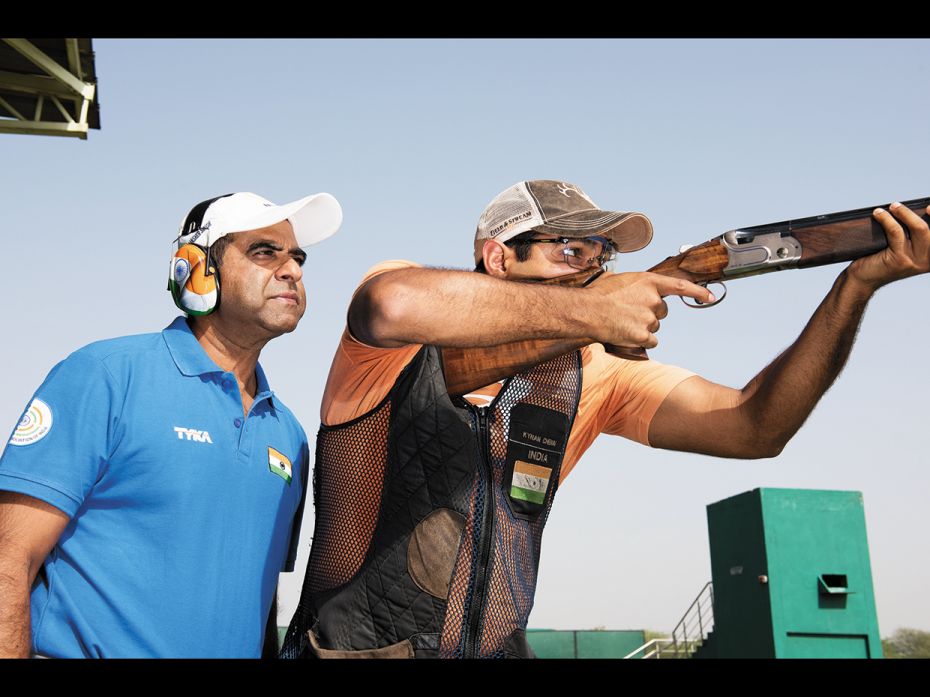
{"left": 281, "top": 345, "right": 582, "bottom": 659}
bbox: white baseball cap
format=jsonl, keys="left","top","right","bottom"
{"left": 175, "top": 191, "right": 343, "bottom": 251}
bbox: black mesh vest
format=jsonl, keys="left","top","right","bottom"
{"left": 281, "top": 344, "right": 582, "bottom": 658}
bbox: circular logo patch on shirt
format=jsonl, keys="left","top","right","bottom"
{"left": 10, "top": 399, "right": 53, "bottom": 446}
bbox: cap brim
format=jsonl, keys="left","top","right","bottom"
{"left": 210, "top": 192, "right": 343, "bottom": 248}
{"left": 285, "top": 193, "right": 343, "bottom": 248}
{"left": 534, "top": 210, "right": 653, "bottom": 253}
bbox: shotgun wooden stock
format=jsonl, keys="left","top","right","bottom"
{"left": 441, "top": 270, "right": 603, "bottom": 396}
{"left": 442, "top": 197, "right": 930, "bottom": 396}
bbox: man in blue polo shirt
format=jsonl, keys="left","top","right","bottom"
{"left": 0, "top": 190, "right": 342, "bottom": 658}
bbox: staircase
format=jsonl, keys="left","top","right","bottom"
{"left": 624, "top": 581, "right": 715, "bottom": 659}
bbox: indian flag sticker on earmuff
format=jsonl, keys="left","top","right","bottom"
{"left": 173, "top": 257, "right": 192, "bottom": 286}
{"left": 510, "top": 460, "right": 551, "bottom": 505}
{"left": 10, "top": 399, "right": 53, "bottom": 446}
{"left": 268, "top": 447, "right": 292, "bottom": 484}
{"left": 170, "top": 245, "right": 218, "bottom": 316}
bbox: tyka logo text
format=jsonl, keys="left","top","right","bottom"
{"left": 174, "top": 426, "right": 213, "bottom": 443}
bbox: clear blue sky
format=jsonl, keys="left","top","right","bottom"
{"left": 2, "top": 39, "right": 928, "bottom": 636}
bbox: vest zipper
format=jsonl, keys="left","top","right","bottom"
{"left": 463, "top": 404, "right": 494, "bottom": 658}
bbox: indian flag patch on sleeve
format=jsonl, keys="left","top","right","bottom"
{"left": 510, "top": 460, "right": 551, "bottom": 505}
{"left": 268, "top": 447, "right": 292, "bottom": 484}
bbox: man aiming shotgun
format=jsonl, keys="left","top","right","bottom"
{"left": 282, "top": 180, "right": 929, "bottom": 659}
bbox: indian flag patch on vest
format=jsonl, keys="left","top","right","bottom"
{"left": 268, "top": 447, "right": 292, "bottom": 484}
{"left": 510, "top": 460, "right": 551, "bottom": 505}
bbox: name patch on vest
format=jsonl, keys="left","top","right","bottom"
{"left": 503, "top": 404, "right": 570, "bottom": 520}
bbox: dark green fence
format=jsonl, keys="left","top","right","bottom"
{"left": 527, "top": 629, "right": 647, "bottom": 658}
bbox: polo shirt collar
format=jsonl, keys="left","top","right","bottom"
{"left": 162, "top": 316, "right": 276, "bottom": 406}
{"left": 254, "top": 360, "right": 272, "bottom": 398}
{"left": 164, "top": 316, "right": 222, "bottom": 377}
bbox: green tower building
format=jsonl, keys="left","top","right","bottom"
{"left": 706, "top": 488, "right": 882, "bottom": 658}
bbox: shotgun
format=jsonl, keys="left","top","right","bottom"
{"left": 442, "top": 196, "right": 930, "bottom": 397}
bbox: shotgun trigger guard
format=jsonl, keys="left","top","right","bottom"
{"left": 681, "top": 281, "right": 726, "bottom": 309}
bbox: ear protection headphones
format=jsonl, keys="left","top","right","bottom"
{"left": 168, "top": 242, "right": 220, "bottom": 316}
{"left": 169, "top": 193, "right": 235, "bottom": 316}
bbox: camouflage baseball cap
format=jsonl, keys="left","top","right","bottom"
{"left": 474, "top": 180, "right": 653, "bottom": 264}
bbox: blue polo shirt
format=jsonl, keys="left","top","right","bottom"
{"left": 0, "top": 317, "right": 309, "bottom": 658}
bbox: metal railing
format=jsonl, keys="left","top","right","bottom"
{"left": 623, "top": 638, "right": 675, "bottom": 659}
{"left": 669, "top": 581, "right": 714, "bottom": 658}
{"left": 623, "top": 581, "right": 715, "bottom": 659}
